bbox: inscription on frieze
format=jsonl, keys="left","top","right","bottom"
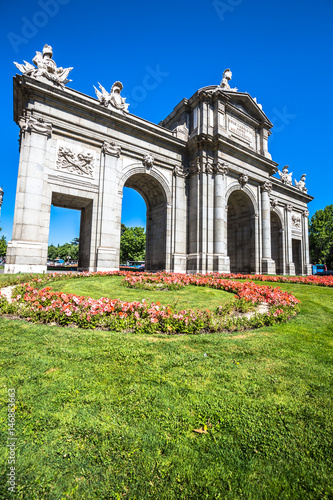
{"left": 228, "top": 117, "right": 254, "bottom": 144}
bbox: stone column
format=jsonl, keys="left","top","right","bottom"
{"left": 261, "top": 181, "right": 276, "bottom": 274}
{"left": 285, "top": 204, "right": 295, "bottom": 275}
{"left": 172, "top": 165, "right": 187, "bottom": 273}
{"left": 302, "top": 210, "right": 312, "bottom": 275}
{"left": 95, "top": 141, "right": 122, "bottom": 271}
{"left": 213, "top": 162, "right": 230, "bottom": 272}
{"left": 5, "top": 116, "right": 52, "bottom": 274}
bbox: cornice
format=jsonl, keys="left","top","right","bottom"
{"left": 13, "top": 75, "right": 187, "bottom": 151}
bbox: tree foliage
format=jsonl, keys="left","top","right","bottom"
{"left": 48, "top": 239, "right": 79, "bottom": 261}
{"left": 309, "top": 205, "right": 333, "bottom": 268}
{"left": 0, "top": 228, "right": 7, "bottom": 257}
{"left": 120, "top": 226, "right": 146, "bottom": 263}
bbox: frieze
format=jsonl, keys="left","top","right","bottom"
{"left": 19, "top": 116, "right": 52, "bottom": 137}
{"left": 56, "top": 146, "right": 94, "bottom": 178}
{"left": 102, "top": 141, "right": 121, "bottom": 157}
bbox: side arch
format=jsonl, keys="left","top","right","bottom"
{"left": 119, "top": 164, "right": 172, "bottom": 271}
{"left": 119, "top": 163, "right": 172, "bottom": 205}
{"left": 226, "top": 184, "right": 257, "bottom": 273}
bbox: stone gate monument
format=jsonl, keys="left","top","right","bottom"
{"left": 5, "top": 45, "right": 313, "bottom": 275}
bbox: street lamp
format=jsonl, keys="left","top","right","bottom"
{"left": 0, "top": 187, "right": 3, "bottom": 222}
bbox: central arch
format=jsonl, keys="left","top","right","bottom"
{"left": 227, "top": 189, "right": 256, "bottom": 273}
{"left": 123, "top": 171, "right": 168, "bottom": 271}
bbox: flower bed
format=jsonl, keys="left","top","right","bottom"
{"left": 0, "top": 271, "right": 302, "bottom": 334}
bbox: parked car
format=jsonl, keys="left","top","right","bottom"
{"left": 312, "top": 264, "right": 327, "bottom": 275}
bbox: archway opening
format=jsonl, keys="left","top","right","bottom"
{"left": 227, "top": 190, "right": 256, "bottom": 273}
{"left": 292, "top": 239, "right": 302, "bottom": 275}
{"left": 123, "top": 173, "right": 167, "bottom": 271}
{"left": 50, "top": 192, "right": 93, "bottom": 270}
{"left": 271, "top": 211, "right": 283, "bottom": 274}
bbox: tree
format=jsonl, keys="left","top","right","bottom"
{"left": 48, "top": 238, "right": 79, "bottom": 261}
{"left": 0, "top": 228, "right": 7, "bottom": 258}
{"left": 120, "top": 226, "right": 146, "bottom": 263}
{"left": 309, "top": 205, "right": 333, "bottom": 268}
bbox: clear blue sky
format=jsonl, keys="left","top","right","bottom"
{"left": 1, "top": 0, "right": 332, "bottom": 245}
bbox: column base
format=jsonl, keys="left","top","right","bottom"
{"left": 172, "top": 253, "right": 187, "bottom": 273}
{"left": 186, "top": 253, "right": 216, "bottom": 274}
{"left": 303, "top": 264, "right": 313, "bottom": 276}
{"left": 261, "top": 258, "right": 276, "bottom": 275}
{"left": 4, "top": 264, "right": 47, "bottom": 274}
{"left": 96, "top": 247, "right": 119, "bottom": 270}
{"left": 287, "top": 263, "right": 295, "bottom": 276}
{"left": 4, "top": 240, "right": 47, "bottom": 274}
{"left": 213, "top": 255, "right": 230, "bottom": 273}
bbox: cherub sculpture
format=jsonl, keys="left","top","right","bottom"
{"left": 219, "top": 68, "right": 238, "bottom": 92}
{"left": 278, "top": 165, "right": 293, "bottom": 185}
{"left": 295, "top": 174, "right": 308, "bottom": 193}
{"left": 14, "top": 44, "right": 72, "bottom": 87}
{"left": 94, "top": 81, "right": 129, "bottom": 113}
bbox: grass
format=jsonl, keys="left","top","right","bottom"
{"left": 45, "top": 274, "right": 235, "bottom": 310}
{"left": 0, "top": 276, "right": 332, "bottom": 499}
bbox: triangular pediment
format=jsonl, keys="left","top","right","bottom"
{"left": 225, "top": 91, "right": 272, "bottom": 127}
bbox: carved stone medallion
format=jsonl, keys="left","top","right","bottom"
{"left": 56, "top": 146, "right": 94, "bottom": 177}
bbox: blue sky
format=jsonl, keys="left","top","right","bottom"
{"left": 0, "top": 0, "right": 332, "bottom": 245}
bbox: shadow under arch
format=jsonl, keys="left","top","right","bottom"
{"left": 120, "top": 164, "right": 171, "bottom": 271}
{"left": 226, "top": 185, "right": 257, "bottom": 274}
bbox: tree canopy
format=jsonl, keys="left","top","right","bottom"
{"left": 48, "top": 238, "right": 79, "bottom": 261}
{"left": 120, "top": 225, "right": 146, "bottom": 264}
{"left": 0, "top": 227, "right": 7, "bottom": 258}
{"left": 309, "top": 205, "right": 333, "bottom": 269}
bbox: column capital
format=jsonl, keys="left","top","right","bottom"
{"left": 261, "top": 180, "right": 272, "bottom": 194}
{"left": 102, "top": 140, "right": 121, "bottom": 157}
{"left": 302, "top": 209, "right": 310, "bottom": 218}
{"left": 214, "top": 161, "right": 228, "bottom": 176}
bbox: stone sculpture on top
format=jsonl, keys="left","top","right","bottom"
{"left": 94, "top": 81, "right": 129, "bottom": 114}
{"left": 14, "top": 44, "right": 73, "bottom": 87}
{"left": 278, "top": 165, "right": 293, "bottom": 186}
{"left": 219, "top": 68, "right": 238, "bottom": 92}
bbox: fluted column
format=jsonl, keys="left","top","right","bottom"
{"left": 213, "top": 162, "right": 230, "bottom": 273}
{"left": 261, "top": 181, "right": 276, "bottom": 274}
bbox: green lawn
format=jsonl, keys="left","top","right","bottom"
{"left": 0, "top": 276, "right": 332, "bottom": 499}
{"left": 46, "top": 274, "right": 235, "bottom": 310}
